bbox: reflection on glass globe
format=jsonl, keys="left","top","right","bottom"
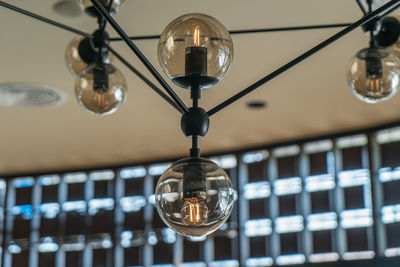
{"left": 65, "top": 35, "right": 113, "bottom": 77}
{"left": 155, "top": 157, "right": 236, "bottom": 237}
{"left": 347, "top": 47, "right": 400, "bottom": 103}
{"left": 158, "top": 13, "right": 233, "bottom": 89}
{"left": 80, "top": 0, "right": 126, "bottom": 17}
{"left": 75, "top": 63, "right": 127, "bottom": 115}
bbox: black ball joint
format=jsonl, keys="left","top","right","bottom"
{"left": 78, "top": 30, "right": 110, "bottom": 64}
{"left": 181, "top": 107, "right": 210, "bottom": 138}
{"left": 375, "top": 16, "right": 400, "bottom": 47}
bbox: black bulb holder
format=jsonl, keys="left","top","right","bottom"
{"left": 182, "top": 158, "right": 207, "bottom": 198}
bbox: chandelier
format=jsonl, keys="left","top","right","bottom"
{"left": 1, "top": 0, "right": 400, "bottom": 237}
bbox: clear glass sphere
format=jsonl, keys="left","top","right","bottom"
{"left": 158, "top": 13, "right": 233, "bottom": 88}
{"left": 347, "top": 47, "right": 400, "bottom": 103}
{"left": 75, "top": 63, "right": 127, "bottom": 115}
{"left": 155, "top": 157, "right": 236, "bottom": 237}
{"left": 65, "top": 35, "right": 113, "bottom": 77}
{"left": 80, "top": 0, "right": 125, "bottom": 17}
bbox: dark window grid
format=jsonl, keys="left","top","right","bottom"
{"left": 346, "top": 228, "right": 369, "bottom": 252}
{"left": 341, "top": 146, "right": 363, "bottom": 171}
{"left": 124, "top": 178, "right": 144, "bottom": 196}
{"left": 279, "top": 195, "right": 299, "bottom": 217}
{"left": 380, "top": 141, "right": 400, "bottom": 168}
{"left": 383, "top": 181, "right": 400, "bottom": 206}
{"left": 280, "top": 233, "right": 299, "bottom": 255}
{"left": 15, "top": 187, "right": 32, "bottom": 206}
{"left": 41, "top": 185, "right": 58, "bottom": 203}
{"left": 183, "top": 239, "right": 204, "bottom": 262}
{"left": 344, "top": 186, "right": 366, "bottom": 210}
{"left": 67, "top": 183, "right": 85, "bottom": 201}
{"left": 153, "top": 242, "right": 174, "bottom": 264}
{"left": 312, "top": 230, "right": 333, "bottom": 253}
{"left": 247, "top": 160, "right": 268, "bottom": 182}
{"left": 308, "top": 152, "right": 329, "bottom": 175}
{"left": 249, "top": 236, "right": 268, "bottom": 258}
{"left": 124, "top": 246, "right": 142, "bottom": 266}
{"left": 94, "top": 180, "right": 114, "bottom": 199}
{"left": 249, "top": 198, "right": 270, "bottom": 219}
{"left": 311, "top": 190, "right": 334, "bottom": 213}
{"left": 386, "top": 222, "right": 400, "bottom": 248}
{"left": 214, "top": 236, "right": 236, "bottom": 260}
{"left": 277, "top": 156, "right": 299, "bottom": 179}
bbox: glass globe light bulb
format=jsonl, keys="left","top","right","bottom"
{"left": 158, "top": 13, "right": 233, "bottom": 89}
{"left": 155, "top": 157, "right": 236, "bottom": 237}
{"left": 65, "top": 35, "right": 113, "bottom": 77}
{"left": 80, "top": 0, "right": 126, "bottom": 17}
{"left": 347, "top": 47, "right": 400, "bottom": 103}
{"left": 75, "top": 63, "right": 127, "bottom": 115}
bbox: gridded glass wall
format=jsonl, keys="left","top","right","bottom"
{"left": 2, "top": 126, "right": 400, "bottom": 267}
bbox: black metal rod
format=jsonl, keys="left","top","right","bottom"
{"left": 0, "top": 1, "right": 92, "bottom": 38}
{"left": 381, "top": 1, "right": 400, "bottom": 17}
{"left": 107, "top": 45, "right": 184, "bottom": 113}
{"left": 109, "top": 23, "right": 352, "bottom": 42}
{"left": 207, "top": 0, "right": 400, "bottom": 117}
{"left": 357, "top": 0, "right": 368, "bottom": 15}
{"left": 90, "top": 0, "right": 189, "bottom": 113}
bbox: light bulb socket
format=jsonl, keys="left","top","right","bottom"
{"left": 93, "top": 63, "right": 109, "bottom": 91}
{"left": 181, "top": 107, "right": 210, "bottom": 138}
{"left": 183, "top": 159, "right": 207, "bottom": 197}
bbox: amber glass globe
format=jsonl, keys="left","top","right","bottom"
{"left": 75, "top": 63, "right": 127, "bottom": 115}
{"left": 80, "top": 0, "right": 126, "bottom": 17}
{"left": 347, "top": 47, "right": 400, "bottom": 103}
{"left": 158, "top": 13, "right": 233, "bottom": 89}
{"left": 155, "top": 157, "right": 235, "bottom": 237}
{"left": 65, "top": 35, "right": 113, "bottom": 77}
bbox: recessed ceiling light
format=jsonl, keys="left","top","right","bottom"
{"left": 246, "top": 100, "right": 267, "bottom": 109}
{"left": 0, "top": 83, "right": 67, "bottom": 108}
{"left": 53, "top": 0, "right": 83, "bottom": 18}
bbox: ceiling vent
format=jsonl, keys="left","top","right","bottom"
{"left": 0, "top": 83, "right": 67, "bottom": 108}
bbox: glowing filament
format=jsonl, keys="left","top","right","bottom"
{"left": 194, "top": 27, "right": 200, "bottom": 47}
{"left": 181, "top": 197, "right": 208, "bottom": 226}
{"left": 367, "top": 75, "right": 383, "bottom": 94}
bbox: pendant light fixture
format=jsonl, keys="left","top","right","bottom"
{"left": 2, "top": 0, "right": 400, "bottom": 237}
{"left": 67, "top": 2, "right": 127, "bottom": 115}
{"left": 155, "top": 14, "right": 235, "bottom": 237}
{"left": 347, "top": 0, "right": 400, "bottom": 103}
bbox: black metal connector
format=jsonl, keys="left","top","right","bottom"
{"left": 375, "top": 16, "right": 400, "bottom": 47}
{"left": 181, "top": 107, "right": 210, "bottom": 138}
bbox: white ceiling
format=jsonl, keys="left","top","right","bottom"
{"left": 1, "top": 0, "right": 400, "bottom": 175}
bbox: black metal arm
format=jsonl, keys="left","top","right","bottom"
{"left": 107, "top": 45, "right": 184, "bottom": 113}
{"left": 0, "top": 1, "right": 92, "bottom": 38}
{"left": 206, "top": 0, "right": 400, "bottom": 117}
{"left": 108, "top": 23, "right": 353, "bottom": 42}
{"left": 89, "top": 0, "right": 189, "bottom": 114}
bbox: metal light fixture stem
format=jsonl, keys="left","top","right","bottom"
{"left": 89, "top": 0, "right": 189, "bottom": 114}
